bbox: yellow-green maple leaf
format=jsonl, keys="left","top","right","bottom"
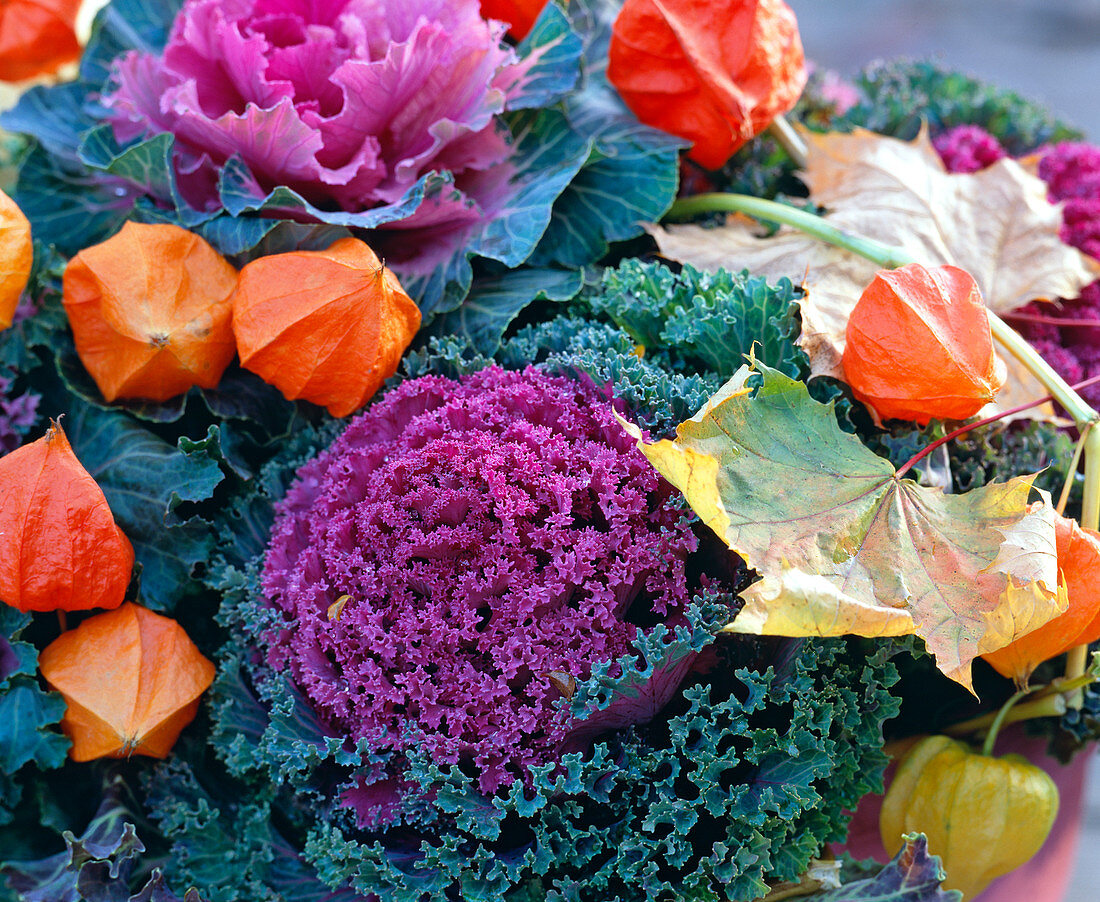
{"left": 619, "top": 362, "right": 1063, "bottom": 691}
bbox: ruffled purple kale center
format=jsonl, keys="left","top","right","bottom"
{"left": 262, "top": 367, "right": 696, "bottom": 828}
{"left": 103, "top": 0, "right": 522, "bottom": 222}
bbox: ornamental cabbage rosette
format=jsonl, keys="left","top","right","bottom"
{"left": 102, "top": 0, "right": 538, "bottom": 269}
{"left": 1, "top": 0, "right": 682, "bottom": 321}
{"left": 261, "top": 365, "right": 699, "bottom": 826}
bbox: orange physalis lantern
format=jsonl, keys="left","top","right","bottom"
{"left": 0, "top": 0, "right": 81, "bottom": 82}
{"left": 232, "top": 237, "right": 422, "bottom": 418}
{"left": 0, "top": 421, "right": 133, "bottom": 613}
{"left": 608, "top": 0, "right": 807, "bottom": 169}
{"left": 479, "top": 0, "right": 548, "bottom": 39}
{"left": 841, "top": 263, "right": 1006, "bottom": 424}
{"left": 38, "top": 603, "right": 215, "bottom": 761}
{"left": 62, "top": 222, "right": 239, "bottom": 402}
{"left": 0, "top": 187, "right": 32, "bottom": 331}
{"left": 983, "top": 516, "right": 1100, "bottom": 688}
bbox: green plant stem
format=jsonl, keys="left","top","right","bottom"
{"left": 945, "top": 667, "right": 1099, "bottom": 738}
{"left": 944, "top": 693, "right": 1067, "bottom": 739}
{"left": 665, "top": 193, "right": 1099, "bottom": 428}
{"left": 1056, "top": 423, "right": 1090, "bottom": 516}
{"left": 766, "top": 116, "right": 809, "bottom": 169}
{"left": 896, "top": 373, "right": 1100, "bottom": 482}
{"left": 665, "top": 192, "right": 1100, "bottom": 699}
{"left": 981, "top": 688, "right": 1032, "bottom": 756}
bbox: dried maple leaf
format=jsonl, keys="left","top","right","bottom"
{"left": 38, "top": 602, "right": 215, "bottom": 761}
{"left": 652, "top": 128, "right": 1099, "bottom": 381}
{"left": 618, "top": 362, "right": 1063, "bottom": 691}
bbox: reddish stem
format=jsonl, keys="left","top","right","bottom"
{"left": 1004, "top": 312, "right": 1100, "bottom": 328}
{"left": 894, "top": 372, "right": 1100, "bottom": 480}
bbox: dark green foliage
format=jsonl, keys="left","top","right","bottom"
{"left": 402, "top": 258, "right": 807, "bottom": 435}
{"left": 583, "top": 259, "right": 806, "bottom": 378}
{"left": 0, "top": 609, "right": 68, "bottom": 793}
{"left": 838, "top": 60, "right": 1081, "bottom": 154}
{"left": 175, "top": 400, "right": 905, "bottom": 902}
{"left": 201, "top": 553, "right": 902, "bottom": 902}
{"left": 2, "top": 776, "right": 205, "bottom": 902}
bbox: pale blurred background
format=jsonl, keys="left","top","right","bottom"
{"left": 788, "top": 0, "right": 1100, "bottom": 138}
{"left": 788, "top": 1, "right": 1100, "bottom": 894}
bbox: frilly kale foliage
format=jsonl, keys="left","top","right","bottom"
{"left": 201, "top": 533, "right": 902, "bottom": 901}
{"left": 837, "top": 60, "right": 1081, "bottom": 153}
{"left": 406, "top": 258, "right": 808, "bottom": 435}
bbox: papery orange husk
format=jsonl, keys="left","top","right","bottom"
{"left": 0, "top": 421, "right": 133, "bottom": 613}
{"left": 232, "top": 237, "right": 422, "bottom": 418}
{"left": 62, "top": 222, "right": 239, "bottom": 402}
{"left": 841, "top": 263, "right": 1006, "bottom": 424}
{"left": 607, "top": 0, "right": 807, "bottom": 169}
{"left": 984, "top": 517, "right": 1100, "bottom": 686}
{"left": 38, "top": 602, "right": 215, "bottom": 761}
{"left": 479, "top": 0, "right": 547, "bottom": 39}
{"left": 0, "top": 0, "right": 81, "bottom": 82}
{"left": 0, "top": 187, "right": 33, "bottom": 331}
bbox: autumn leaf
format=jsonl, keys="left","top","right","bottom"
{"left": 618, "top": 361, "right": 1063, "bottom": 690}
{"left": 38, "top": 602, "right": 215, "bottom": 761}
{"left": 652, "top": 128, "right": 1099, "bottom": 381}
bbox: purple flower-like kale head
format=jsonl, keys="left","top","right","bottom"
{"left": 103, "top": 0, "right": 527, "bottom": 264}
{"left": 262, "top": 367, "right": 696, "bottom": 827}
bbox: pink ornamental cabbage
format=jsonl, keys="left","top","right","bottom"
{"left": 262, "top": 367, "right": 697, "bottom": 828}
{"left": 103, "top": 0, "right": 529, "bottom": 262}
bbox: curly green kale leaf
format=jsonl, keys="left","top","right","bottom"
{"left": 839, "top": 60, "right": 1081, "bottom": 153}
{"left": 580, "top": 259, "right": 807, "bottom": 379}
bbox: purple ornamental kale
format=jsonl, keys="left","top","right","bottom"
{"left": 0, "top": 374, "right": 39, "bottom": 454}
{"left": 262, "top": 367, "right": 697, "bottom": 828}
{"left": 103, "top": 0, "right": 529, "bottom": 269}
{"left": 932, "top": 124, "right": 1007, "bottom": 174}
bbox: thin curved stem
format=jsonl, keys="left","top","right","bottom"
{"left": 982, "top": 688, "right": 1035, "bottom": 756}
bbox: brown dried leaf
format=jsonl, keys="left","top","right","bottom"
{"left": 652, "top": 128, "right": 1099, "bottom": 382}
